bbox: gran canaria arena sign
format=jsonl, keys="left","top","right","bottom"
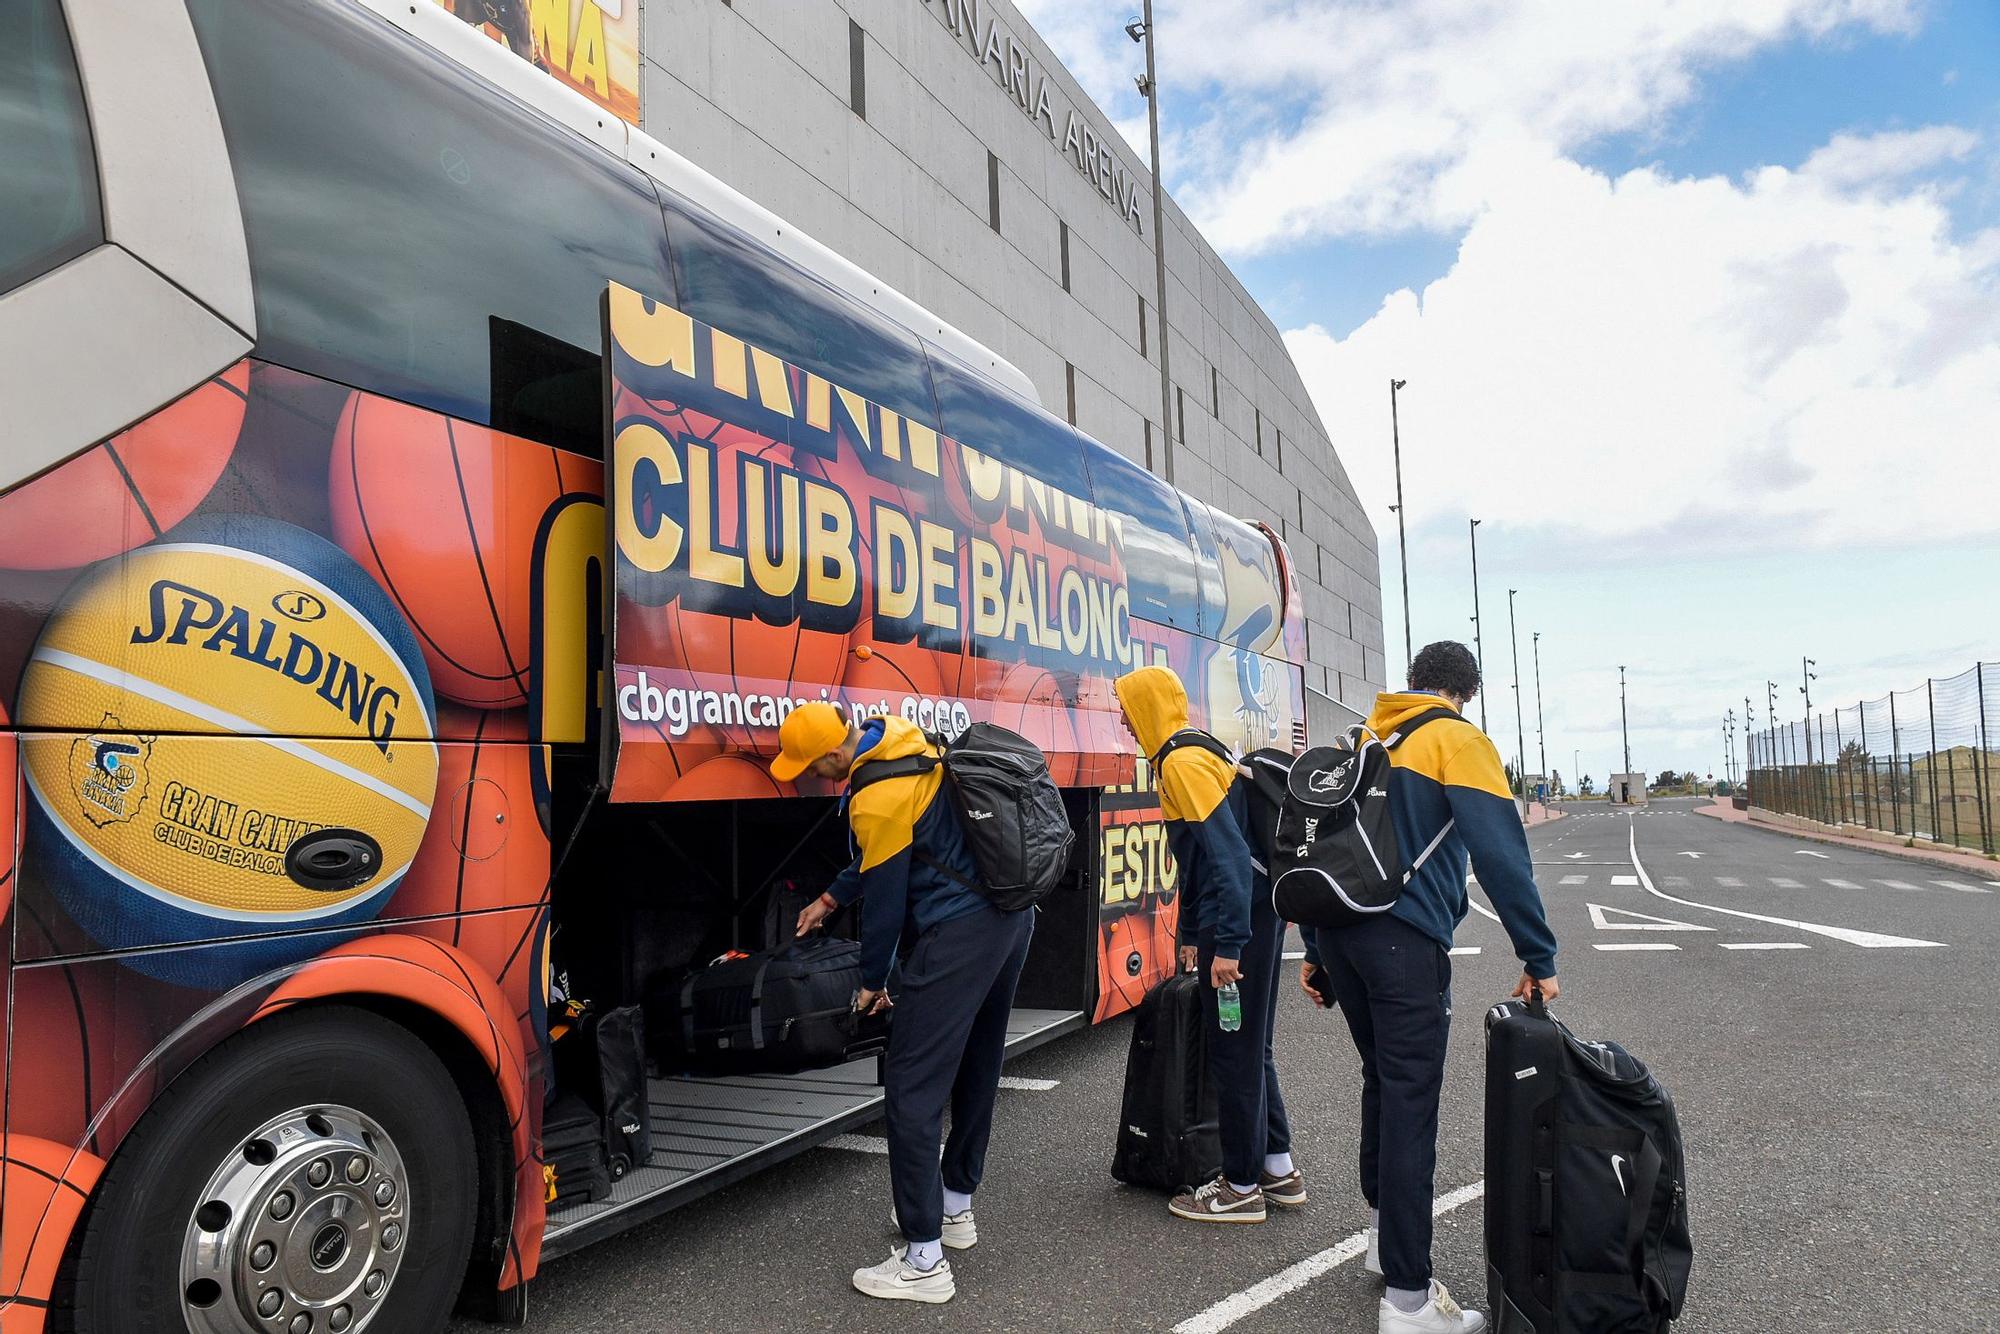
{"left": 919, "top": 0, "right": 1147, "bottom": 232}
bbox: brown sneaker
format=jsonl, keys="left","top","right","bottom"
{"left": 1259, "top": 1167, "right": 1308, "bottom": 1208}
{"left": 1168, "top": 1176, "right": 1267, "bottom": 1223}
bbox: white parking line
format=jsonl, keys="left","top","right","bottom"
{"left": 1593, "top": 942, "right": 1680, "bottom": 952}
{"left": 825, "top": 1135, "right": 889, "bottom": 1154}
{"left": 1721, "top": 942, "right": 1811, "bottom": 951}
{"left": 1172, "top": 1181, "right": 1487, "bottom": 1334}
{"left": 1628, "top": 825, "right": 1945, "bottom": 949}
{"left": 997, "top": 1076, "right": 1060, "bottom": 1091}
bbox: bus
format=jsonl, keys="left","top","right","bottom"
{"left": 0, "top": 0, "right": 1308, "bottom": 1326}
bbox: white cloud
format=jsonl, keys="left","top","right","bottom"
{"left": 1286, "top": 143, "right": 2000, "bottom": 552}
{"left": 1800, "top": 125, "right": 1979, "bottom": 190}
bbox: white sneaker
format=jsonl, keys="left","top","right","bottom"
{"left": 888, "top": 1204, "right": 978, "bottom": 1249}
{"left": 852, "top": 1247, "right": 955, "bottom": 1304}
{"left": 1365, "top": 1225, "right": 1382, "bottom": 1276}
{"left": 1379, "top": 1281, "right": 1486, "bottom": 1333}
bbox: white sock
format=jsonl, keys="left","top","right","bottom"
{"left": 1371, "top": 1207, "right": 1381, "bottom": 1229}
{"left": 942, "top": 1188, "right": 973, "bottom": 1216}
{"left": 1263, "top": 1152, "right": 1294, "bottom": 1177}
{"left": 1387, "top": 1284, "right": 1429, "bottom": 1314}
{"left": 1228, "top": 1179, "right": 1258, "bottom": 1196}
{"left": 906, "top": 1239, "right": 943, "bottom": 1271}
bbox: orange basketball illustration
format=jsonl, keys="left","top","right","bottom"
{"left": 0, "top": 360, "right": 249, "bottom": 570}
{"left": 843, "top": 641, "right": 945, "bottom": 703}
{"left": 664, "top": 752, "right": 790, "bottom": 802}
{"left": 330, "top": 391, "right": 587, "bottom": 710}
{"left": 1, "top": 700, "right": 14, "bottom": 924}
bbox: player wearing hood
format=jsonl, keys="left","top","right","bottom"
{"left": 1114, "top": 665, "right": 1301, "bottom": 1226}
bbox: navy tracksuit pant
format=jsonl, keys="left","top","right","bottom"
{"left": 1194, "top": 887, "right": 1293, "bottom": 1188}
{"left": 1314, "top": 914, "right": 1452, "bottom": 1291}
{"left": 884, "top": 900, "right": 1034, "bottom": 1244}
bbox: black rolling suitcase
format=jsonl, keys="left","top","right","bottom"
{"left": 651, "top": 936, "right": 889, "bottom": 1075}
{"left": 543, "top": 1091, "right": 612, "bottom": 1205}
{"left": 553, "top": 1004, "right": 652, "bottom": 1179}
{"left": 1484, "top": 993, "right": 1693, "bottom": 1332}
{"left": 1111, "top": 972, "right": 1222, "bottom": 1192}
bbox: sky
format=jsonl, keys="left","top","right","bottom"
{"left": 1017, "top": 0, "right": 2000, "bottom": 786}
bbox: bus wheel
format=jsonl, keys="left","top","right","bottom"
{"left": 60, "top": 1006, "right": 477, "bottom": 1334}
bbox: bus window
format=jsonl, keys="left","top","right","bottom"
{"left": 659, "top": 193, "right": 939, "bottom": 430}
{"left": 185, "top": 0, "right": 675, "bottom": 450}
{"left": 0, "top": 0, "right": 100, "bottom": 296}
{"left": 1180, "top": 498, "right": 1229, "bottom": 639}
{"left": 925, "top": 346, "right": 1094, "bottom": 500}
{"left": 1081, "top": 446, "right": 1199, "bottom": 632}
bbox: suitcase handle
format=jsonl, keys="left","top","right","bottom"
{"left": 1526, "top": 982, "right": 1549, "bottom": 1019}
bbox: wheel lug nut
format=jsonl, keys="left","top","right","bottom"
{"left": 328, "top": 1305, "right": 353, "bottom": 1333}
{"left": 257, "top": 1289, "right": 284, "bottom": 1317}
{"left": 307, "top": 1160, "right": 332, "bottom": 1188}
{"left": 363, "top": 1270, "right": 385, "bottom": 1297}
{"left": 380, "top": 1222, "right": 402, "bottom": 1251}
{"left": 373, "top": 1179, "right": 395, "bottom": 1206}
{"left": 269, "top": 1192, "right": 296, "bottom": 1221}
{"left": 251, "top": 1241, "right": 277, "bottom": 1270}
{"left": 289, "top": 1313, "right": 313, "bottom": 1334}
{"left": 345, "top": 1156, "right": 369, "bottom": 1184}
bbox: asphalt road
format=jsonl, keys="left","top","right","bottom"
{"left": 460, "top": 798, "right": 1999, "bottom": 1333}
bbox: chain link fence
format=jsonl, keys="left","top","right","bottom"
{"left": 1746, "top": 662, "right": 1997, "bottom": 853}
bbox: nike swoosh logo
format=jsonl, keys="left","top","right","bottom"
{"left": 1611, "top": 1154, "right": 1628, "bottom": 1195}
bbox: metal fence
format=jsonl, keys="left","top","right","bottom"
{"left": 1745, "top": 662, "right": 1997, "bottom": 853}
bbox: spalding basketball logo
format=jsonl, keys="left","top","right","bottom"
{"left": 68, "top": 722, "right": 151, "bottom": 830}
{"left": 273, "top": 589, "right": 328, "bottom": 623}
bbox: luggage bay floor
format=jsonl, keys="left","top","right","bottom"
{"left": 542, "top": 1006, "right": 1082, "bottom": 1257}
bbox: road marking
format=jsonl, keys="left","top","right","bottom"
{"left": 1588, "top": 903, "right": 1712, "bottom": 931}
{"left": 1664, "top": 876, "right": 1689, "bottom": 886}
{"left": 1627, "top": 824, "right": 1945, "bottom": 949}
{"left": 1171, "top": 1181, "right": 1486, "bottom": 1334}
{"left": 1721, "top": 942, "right": 1811, "bottom": 951}
{"left": 825, "top": 1135, "right": 890, "bottom": 1154}
{"left": 1559, "top": 874, "right": 1588, "bottom": 885}
{"left": 1677, "top": 851, "right": 1703, "bottom": 858}
{"left": 1822, "top": 879, "right": 1861, "bottom": 889}
{"left": 1449, "top": 946, "right": 1482, "bottom": 955}
{"left": 1795, "top": 850, "right": 1831, "bottom": 858}
{"left": 1932, "top": 880, "right": 1991, "bottom": 893}
{"left": 1769, "top": 878, "right": 1804, "bottom": 888}
{"left": 1714, "top": 877, "right": 1745, "bottom": 887}
{"left": 1593, "top": 942, "right": 1681, "bottom": 952}
{"left": 1281, "top": 951, "right": 1306, "bottom": 960}
{"left": 1875, "top": 880, "right": 1923, "bottom": 891}
{"left": 997, "top": 1076, "right": 1060, "bottom": 1091}
{"left": 1610, "top": 875, "right": 1639, "bottom": 886}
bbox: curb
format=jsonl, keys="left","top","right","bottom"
{"left": 1694, "top": 802, "right": 2000, "bottom": 877}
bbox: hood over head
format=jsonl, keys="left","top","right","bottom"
{"left": 845, "top": 714, "right": 939, "bottom": 774}
{"left": 1114, "top": 665, "right": 1190, "bottom": 759}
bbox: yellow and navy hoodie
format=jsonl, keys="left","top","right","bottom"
{"left": 1339, "top": 691, "right": 1558, "bottom": 977}
{"left": 822, "top": 716, "right": 984, "bottom": 990}
{"left": 1115, "top": 667, "right": 1259, "bottom": 958}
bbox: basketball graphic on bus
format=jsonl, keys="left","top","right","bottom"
{"left": 664, "top": 752, "right": 789, "bottom": 802}
{"left": 0, "top": 360, "right": 250, "bottom": 571}
{"left": 15, "top": 514, "right": 439, "bottom": 988}
{"left": 1, "top": 701, "right": 15, "bottom": 923}
{"left": 331, "top": 390, "right": 590, "bottom": 710}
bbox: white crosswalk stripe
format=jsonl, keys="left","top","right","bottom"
{"left": 1823, "top": 879, "right": 1861, "bottom": 889}
{"left": 1931, "top": 880, "right": 1990, "bottom": 893}
{"left": 1875, "top": 880, "right": 1923, "bottom": 891}
{"left": 1769, "top": 878, "right": 1804, "bottom": 888}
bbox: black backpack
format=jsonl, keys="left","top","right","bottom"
{"left": 1150, "top": 729, "right": 1295, "bottom": 876}
{"left": 1268, "top": 709, "right": 1457, "bottom": 929}
{"left": 849, "top": 722, "right": 1074, "bottom": 912}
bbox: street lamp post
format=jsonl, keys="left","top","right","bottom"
{"left": 1389, "top": 378, "right": 1412, "bottom": 676}
{"left": 1468, "top": 518, "right": 1486, "bottom": 729}
{"left": 1532, "top": 630, "right": 1548, "bottom": 791}
{"left": 1800, "top": 657, "right": 1819, "bottom": 820}
{"left": 1508, "top": 590, "right": 1528, "bottom": 802}
{"left": 1127, "top": 7, "right": 1174, "bottom": 485}
{"left": 1618, "top": 665, "right": 1632, "bottom": 779}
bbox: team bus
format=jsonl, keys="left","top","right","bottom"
{"left": 0, "top": 0, "right": 1311, "bottom": 1326}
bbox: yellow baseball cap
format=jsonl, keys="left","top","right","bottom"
{"left": 770, "top": 701, "right": 849, "bottom": 782}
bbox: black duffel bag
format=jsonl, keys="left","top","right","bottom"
{"left": 650, "top": 936, "right": 889, "bottom": 1075}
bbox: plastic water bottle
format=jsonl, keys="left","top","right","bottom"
{"left": 1217, "top": 981, "right": 1242, "bottom": 1033}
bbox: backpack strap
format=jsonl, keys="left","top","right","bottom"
{"left": 1380, "top": 706, "right": 1463, "bottom": 750}
{"left": 1151, "top": 727, "right": 1233, "bottom": 770}
{"left": 847, "top": 753, "right": 938, "bottom": 792}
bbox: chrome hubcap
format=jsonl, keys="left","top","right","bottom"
{"left": 181, "top": 1106, "right": 410, "bottom": 1334}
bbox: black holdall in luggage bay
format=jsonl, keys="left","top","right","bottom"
{"left": 653, "top": 936, "right": 890, "bottom": 1075}
{"left": 542, "top": 1090, "right": 612, "bottom": 1205}
{"left": 848, "top": 722, "right": 1075, "bottom": 911}
{"left": 1269, "top": 710, "right": 1458, "bottom": 929}
{"left": 1111, "top": 972, "right": 1223, "bottom": 1193}
{"left": 1484, "top": 991, "right": 1693, "bottom": 1333}
{"left": 552, "top": 1003, "right": 652, "bottom": 1179}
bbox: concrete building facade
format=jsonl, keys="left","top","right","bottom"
{"left": 639, "top": 0, "right": 1386, "bottom": 709}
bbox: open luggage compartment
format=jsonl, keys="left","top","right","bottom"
{"left": 540, "top": 783, "right": 1096, "bottom": 1256}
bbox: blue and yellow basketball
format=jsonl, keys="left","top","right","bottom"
{"left": 16, "top": 514, "right": 438, "bottom": 987}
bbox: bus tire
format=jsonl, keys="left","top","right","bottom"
{"left": 58, "top": 1004, "right": 477, "bottom": 1334}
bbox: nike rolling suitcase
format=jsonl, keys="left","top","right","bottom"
{"left": 1484, "top": 994, "right": 1693, "bottom": 1332}
{"left": 553, "top": 1004, "right": 652, "bottom": 1179}
{"left": 652, "top": 936, "right": 889, "bottom": 1075}
{"left": 1111, "top": 972, "right": 1222, "bottom": 1192}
